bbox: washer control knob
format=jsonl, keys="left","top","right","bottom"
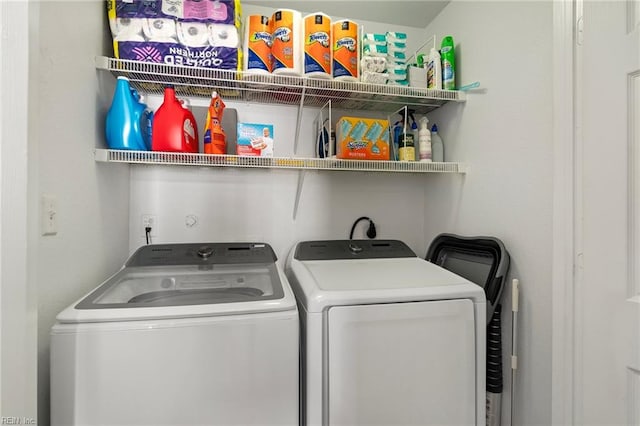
{"left": 349, "top": 243, "right": 363, "bottom": 254}
{"left": 197, "top": 246, "right": 214, "bottom": 259}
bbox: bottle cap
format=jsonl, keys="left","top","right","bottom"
{"left": 431, "top": 124, "right": 438, "bottom": 132}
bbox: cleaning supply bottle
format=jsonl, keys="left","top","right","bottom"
{"left": 411, "top": 115, "right": 419, "bottom": 161}
{"left": 135, "top": 91, "right": 153, "bottom": 150}
{"left": 397, "top": 115, "right": 415, "bottom": 162}
{"left": 203, "top": 91, "right": 227, "bottom": 155}
{"left": 431, "top": 123, "right": 444, "bottom": 162}
{"left": 105, "top": 76, "right": 153, "bottom": 151}
{"left": 152, "top": 85, "right": 199, "bottom": 153}
{"left": 441, "top": 36, "right": 456, "bottom": 90}
{"left": 418, "top": 116, "right": 432, "bottom": 162}
{"left": 392, "top": 121, "right": 401, "bottom": 161}
{"left": 426, "top": 47, "right": 442, "bottom": 89}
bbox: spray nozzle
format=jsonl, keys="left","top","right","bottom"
{"left": 397, "top": 108, "right": 417, "bottom": 131}
{"left": 409, "top": 111, "right": 417, "bottom": 130}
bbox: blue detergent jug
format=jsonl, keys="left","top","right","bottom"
{"left": 105, "top": 76, "right": 152, "bottom": 150}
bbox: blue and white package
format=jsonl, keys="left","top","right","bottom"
{"left": 237, "top": 123, "right": 274, "bottom": 157}
{"left": 108, "top": 0, "right": 242, "bottom": 70}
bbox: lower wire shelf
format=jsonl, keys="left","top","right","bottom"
{"left": 94, "top": 149, "right": 468, "bottom": 174}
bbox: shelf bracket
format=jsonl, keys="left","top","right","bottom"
{"left": 293, "top": 83, "right": 307, "bottom": 155}
{"left": 314, "top": 100, "right": 333, "bottom": 158}
{"left": 95, "top": 55, "right": 109, "bottom": 70}
{"left": 292, "top": 170, "right": 306, "bottom": 220}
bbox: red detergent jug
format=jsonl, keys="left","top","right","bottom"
{"left": 152, "top": 86, "right": 198, "bottom": 153}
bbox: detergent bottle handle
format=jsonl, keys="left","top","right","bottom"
{"left": 142, "top": 109, "right": 154, "bottom": 150}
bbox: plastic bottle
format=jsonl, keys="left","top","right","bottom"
{"left": 203, "top": 91, "right": 227, "bottom": 155}
{"left": 151, "top": 85, "right": 199, "bottom": 153}
{"left": 431, "top": 124, "right": 444, "bottom": 162}
{"left": 441, "top": 36, "right": 456, "bottom": 90}
{"left": 136, "top": 92, "right": 153, "bottom": 150}
{"left": 105, "top": 76, "right": 152, "bottom": 151}
{"left": 426, "top": 47, "right": 442, "bottom": 90}
{"left": 397, "top": 114, "right": 415, "bottom": 162}
{"left": 418, "top": 116, "right": 432, "bottom": 162}
{"left": 411, "top": 117, "right": 419, "bottom": 161}
{"left": 392, "top": 122, "right": 401, "bottom": 161}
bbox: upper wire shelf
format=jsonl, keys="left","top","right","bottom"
{"left": 95, "top": 149, "right": 467, "bottom": 174}
{"left": 96, "top": 56, "right": 466, "bottom": 114}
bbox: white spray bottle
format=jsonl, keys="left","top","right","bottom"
{"left": 418, "top": 116, "right": 432, "bottom": 162}
{"left": 426, "top": 47, "right": 442, "bottom": 90}
{"left": 431, "top": 124, "right": 444, "bottom": 162}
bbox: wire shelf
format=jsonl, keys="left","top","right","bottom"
{"left": 96, "top": 57, "right": 465, "bottom": 114}
{"left": 95, "top": 149, "right": 467, "bottom": 174}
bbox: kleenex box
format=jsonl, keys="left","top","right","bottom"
{"left": 408, "top": 65, "right": 427, "bottom": 87}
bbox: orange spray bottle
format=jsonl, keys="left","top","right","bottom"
{"left": 203, "top": 91, "right": 226, "bottom": 154}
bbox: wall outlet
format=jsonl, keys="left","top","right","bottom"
{"left": 141, "top": 214, "right": 158, "bottom": 237}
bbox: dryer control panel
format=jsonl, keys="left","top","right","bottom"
{"left": 294, "top": 239, "right": 416, "bottom": 261}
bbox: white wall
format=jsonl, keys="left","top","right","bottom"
{"left": 1, "top": 0, "right": 37, "bottom": 421}
{"left": 128, "top": 7, "right": 434, "bottom": 260}
{"left": 34, "top": 2, "right": 130, "bottom": 425}
{"left": 423, "top": 2, "right": 554, "bottom": 425}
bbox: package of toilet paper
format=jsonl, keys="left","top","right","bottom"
{"left": 107, "top": 0, "right": 242, "bottom": 70}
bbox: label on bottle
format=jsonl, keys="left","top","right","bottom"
{"left": 427, "top": 62, "right": 435, "bottom": 88}
{"left": 442, "top": 60, "right": 454, "bottom": 90}
{"left": 419, "top": 144, "right": 432, "bottom": 161}
{"left": 183, "top": 118, "right": 198, "bottom": 152}
{"left": 398, "top": 133, "right": 415, "bottom": 162}
{"left": 399, "top": 146, "right": 415, "bottom": 161}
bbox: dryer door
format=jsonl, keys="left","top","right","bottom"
{"left": 327, "top": 299, "right": 478, "bottom": 425}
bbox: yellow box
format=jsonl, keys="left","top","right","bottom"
{"left": 335, "top": 117, "right": 390, "bottom": 160}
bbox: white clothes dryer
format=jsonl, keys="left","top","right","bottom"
{"left": 51, "top": 242, "right": 298, "bottom": 426}
{"left": 285, "top": 239, "right": 486, "bottom": 426}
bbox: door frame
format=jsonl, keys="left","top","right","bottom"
{"left": 0, "top": 0, "right": 36, "bottom": 419}
{"left": 551, "top": 0, "right": 578, "bottom": 424}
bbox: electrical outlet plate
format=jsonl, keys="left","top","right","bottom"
{"left": 41, "top": 194, "right": 57, "bottom": 236}
{"left": 141, "top": 214, "right": 158, "bottom": 237}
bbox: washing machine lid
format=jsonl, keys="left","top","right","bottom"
{"left": 57, "top": 243, "right": 297, "bottom": 323}
{"left": 288, "top": 240, "right": 485, "bottom": 313}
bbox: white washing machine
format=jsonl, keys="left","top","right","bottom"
{"left": 285, "top": 240, "right": 487, "bottom": 426}
{"left": 51, "top": 242, "right": 298, "bottom": 426}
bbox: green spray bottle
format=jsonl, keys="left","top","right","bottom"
{"left": 441, "top": 36, "right": 456, "bottom": 90}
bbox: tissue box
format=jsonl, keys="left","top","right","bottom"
{"left": 237, "top": 123, "right": 274, "bottom": 157}
{"left": 408, "top": 65, "right": 427, "bottom": 87}
{"left": 336, "top": 117, "right": 390, "bottom": 160}
{"left": 107, "top": 0, "right": 242, "bottom": 70}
